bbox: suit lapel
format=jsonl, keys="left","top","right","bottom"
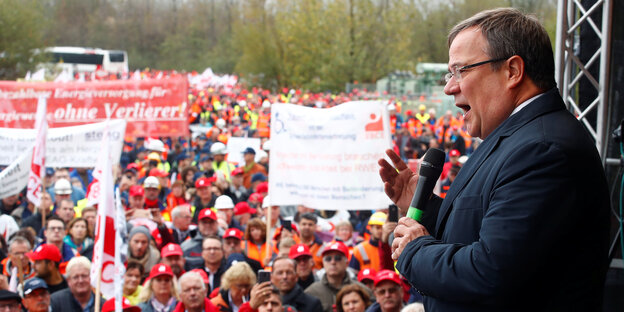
{"left": 434, "top": 89, "right": 566, "bottom": 237}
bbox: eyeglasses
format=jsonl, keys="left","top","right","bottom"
{"left": 0, "top": 303, "right": 19, "bottom": 311}
{"left": 375, "top": 286, "right": 401, "bottom": 296}
{"left": 203, "top": 247, "right": 222, "bottom": 252}
{"left": 69, "top": 274, "right": 90, "bottom": 281}
{"left": 47, "top": 226, "right": 65, "bottom": 232}
{"left": 323, "top": 255, "right": 344, "bottom": 262}
{"left": 444, "top": 58, "right": 507, "bottom": 83}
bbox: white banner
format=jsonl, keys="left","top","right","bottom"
{"left": 268, "top": 101, "right": 393, "bottom": 210}
{"left": 0, "top": 120, "right": 126, "bottom": 167}
{"left": 226, "top": 137, "right": 262, "bottom": 166}
{"left": 0, "top": 147, "right": 33, "bottom": 198}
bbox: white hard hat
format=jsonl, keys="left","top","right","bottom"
{"left": 262, "top": 100, "right": 271, "bottom": 109}
{"left": 143, "top": 176, "right": 160, "bottom": 189}
{"left": 54, "top": 178, "right": 72, "bottom": 195}
{"left": 214, "top": 195, "right": 234, "bottom": 209}
{"left": 262, "top": 195, "right": 271, "bottom": 209}
{"left": 262, "top": 140, "right": 271, "bottom": 151}
{"left": 238, "top": 100, "right": 247, "bottom": 107}
{"left": 216, "top": 118, "right": 226, "bottom": 129}
{"left": 387, "top": 104, "right": 396, "bottom": 111}
{"left": 255, "top": 149, "right": 268, "bottom": 163}
{"left": 210, "top": 142, "right": 227, "bottom": 155}
{"left": 145, "top": 138, "right": 166, "bottom": 152}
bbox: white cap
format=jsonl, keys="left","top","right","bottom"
{"left": 214, "top": 195, "right": 234, "bottom": 209}
{"left": 255, "top": 149, "right": 268, "bottom": 163}
{"left": 143, "top": 176, "right": 160, "bottom": 189}
{"left": 387, "top": 104, "right": 396, "bottom": 111}
{"left": 238, "top": 100, "right": 247, "bottom": 107}
{"left": 145, "top": 138, "right": 166, "bottom": 152}
{"left": 210, "top": 142, "right": 227, "bottom": 155}
{"left": 54, "top": 178, "right": 72, "bottom": 195}
{"left": 262, "top": 100, "right": 271, "bottom": 109}
{"left": 216, "top": 118, "right": 226, "bottom": 129}
{"left": 262, "top": 195, "right": 271, "bottom": 209}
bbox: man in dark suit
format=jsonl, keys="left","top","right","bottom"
{"left": 379, "top": 8, "right": 610, "bottom": 311}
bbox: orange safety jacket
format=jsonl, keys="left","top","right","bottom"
{"left": 257, "top": 112, "right": 270, "bottom": 138}
{"left": 244, "top": 240, "right": 275, "bottom": 268}
{"left": 1, "top": 258, "right": 36, "bottom": 280}
{"left": 351, "top": 240, "right": 381, "bottom": 272}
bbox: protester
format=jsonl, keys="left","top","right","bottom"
{"left": 63, "top": 217, "right": 93, "bottom": 254}
{"left": 123, "top": 261, "right": 145, "bottom": 305}
{"left": 270, "top": 256, "right": 321, "bottom": 312}
{"left": 137, "top": 263, "right": 179, "bottom": 312}
{"left": 304, "top": 242, "right": 372, "bottom": 312}
{"left": 2, "top": 236, "right": 36, "bottom": 280}
{"left": 102, "top": 297, "right": 142, "bottom": 312}
{"left": 240, "top": 147, "right": 267, "bottom": 189}
{"left": 382, "top": 8, "right": 610, "bottom": 311}
{"left": 297, "top": 213, "right": 324, "bottom": 270}
{"left": 22, "top": 192, "right": 53, "bottom": 234}
{"left": 175, "top": 271, "right": 218, "bottom": 312}
{"left": 21, "top": 278, "right": 51, "bottom": 312}
{"left": 127, "top": 226, "right": 161, "bottom": 275}
{"left": 161, "top": 243, "right": 187, "bottom": 278}
{"left": 243, "top": 218, "right": 274, "bottom": 267}
{"left": 28, "top": 244, "right": 67, "bottom": 294}
{"left": 365, "top": 270, "right": 403, "bottom": 312}
{"left": 191, "top": 178, "right": 216, "bottom": 223}
{"left": 349, "top": 212, "right": 387, "bottom": 272}
{"left": 288, "top": 244, "right": 317, "bottom": 290}
{"left": 182, "top": 209, "right": 220, "bottom": 259}
{"left": 50, "top": 256, "right": 101, "bottom": 312}
{"left": 222, "top": 228, "right": 263, "bottom": 273}
{"left": 200, "top": 236, "right": 227, "bottom": 293}
{"left": 336, "top": 284, "right": 371, "bottom": 312}
{"left": 210, "top": 261, "right": 255, "bottom": 311}
{"left": 0, "top": 290, "right": 22, "bottom": 312}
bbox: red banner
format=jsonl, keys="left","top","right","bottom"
{"left": 0, "top": 77, "right": 189, "bottom": 137}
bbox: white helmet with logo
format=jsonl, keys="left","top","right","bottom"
{"left": 214, "top": 195, "right": 235, "bottom": 209}
{"left": 210, "top": 142, "right": 227, "bottom": 155}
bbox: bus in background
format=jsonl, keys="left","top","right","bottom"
{"left": 41, "top": 46, "right": 129, "bottom": 75}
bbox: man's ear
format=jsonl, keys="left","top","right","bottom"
{"left": 505, "top": 55, "right": 525, "bottom": 89}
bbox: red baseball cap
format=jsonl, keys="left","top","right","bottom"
{"left": 198, "top": 208, "right": 217, "bottom": 221}
{"left": 161, "top": 243, "right": 183, "bottom": 258}
{"left": 449, "top": 149, "right": 460, "bottom": 157}
{"left": 27, "top": 244, "right": 62, "bottom": 262}
{"left": 102, "top": 297, "right": 141, "bottom": 312}
{"left": 231, "top": 167, "right": 244, "bottom": 176}
{"left": 234, "top": 202, "right": 256, "bottom": 216}
{"left": 195, "top": 177, "right": 215, "bottom": 189}
{"left": 223, "top": 228, "right": 244, "bottom": 240}
{"left": 147, "top": 263, "right": 174, "bottom": 280}
{"left": 248, "top": 193, "right": 264, "bottom": 203}
{"left": 357, "top": 268, "right": 377, "bottom": 283}
{"left": 149, "top": 168, "right": 168, "bottom": 177}
{"left": 129, "top": 185, "right": 144, "bottom": 197}
{"left": 374, "top": 269, "right": 402, "bottom": 287}
{"left": 289, "top": 244, "right": 312, "bottom": 260}
{"left": 256, "top": 182, "right": 268, "bottom": 193}
{"left": 191, "top": 269, "right": 209, "bottom": 284}
{"left": 322, "top": 241, "right": 349, "bottom": 257}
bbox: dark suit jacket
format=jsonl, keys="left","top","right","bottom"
{"left": 396, "top": 89, "right": 610, "bottom": 311}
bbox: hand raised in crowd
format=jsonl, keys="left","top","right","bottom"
{"left": 378, "top": 149, "right": 419, "bottom": 212}
{"left": 391, "top": 217, "right": 430, "bottom": 260}
{"left": 0, "top": 274, "right": 8, "bottom": 290}
{"left": 382, "top": 221, "right": 397, "bottom": 244}
{"left": 249, "top": 281, "right": 273, "bottom": 309}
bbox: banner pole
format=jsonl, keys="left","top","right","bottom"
{"left": 265, "top": 198, "right": 271, "bottom": 267}
{"left": 94, "top": 266, "right": 102, "bottom": 312}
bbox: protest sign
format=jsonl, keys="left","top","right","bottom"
{"left": 0, "top": 77, "right": 188, "bottom": 137}
{"left": 269, "top": 101, "right": 393, "bottom": 210}
{"left": 0, "top": 120, "right": 126, "bottom": 167}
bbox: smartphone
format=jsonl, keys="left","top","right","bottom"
{"left": 282, "top": 220, "right": 292, "bottom": 231}
{"left": 258, "top": 269, "right": 271, "bottom": 284}
{"left": 388, "top": 204, "right": 399, "bottom": 222}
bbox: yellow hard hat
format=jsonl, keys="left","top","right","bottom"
{"left": 419, "top": 104, "right": 426, "bottom": 111}
{"left": 368, "top": 212, "right": 387, "bottom": 226}
{"left": 147, "top": 152, "right": 161, "bottom": 162}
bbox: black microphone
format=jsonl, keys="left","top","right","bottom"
{"left": 406, "top": 148, "right": 445, "bottom": 221}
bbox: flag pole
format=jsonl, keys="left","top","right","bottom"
{"left": 94, "top": 265, "right": 102, "bottom": 312}
{"left": 265, "top": 197, "right": 271, "bottom": 267}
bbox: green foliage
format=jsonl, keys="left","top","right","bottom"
{"left": 0, "top": 0, "right": 558, "bottom": 90}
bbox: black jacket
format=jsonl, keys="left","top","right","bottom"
{"left": 282, "top": 284, "right": 322, "bottom": 312}
{"left": 50, "top": 289, "right": 102, "bottom": 312}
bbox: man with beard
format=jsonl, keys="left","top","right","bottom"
{"left": 270, "top": 256, "right": 320, "bottom": 312}
{"left": 127, "top": 226, "right": 161, "bottom": 276}
{"left": 50, "top": 257, "right": 102, "bottom": 312}
{"left": 161, "top": 243, "right": 189, "bottom": 278}
{"left": 28, "top": 244, "right": 67, "bottom": 294}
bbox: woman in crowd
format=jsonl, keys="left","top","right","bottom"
{"left": 243, "top": 218, "right": 274, "bottom": 267}
{"left": 137, "top": 263, "right": 179, "bottom": 312}
{"left": 336, "top": 284, "right": 371, "bottom": 312}
{"left": 210, "top": 262, "right": 256, "bottom": 311}
{"left": 123, "top": 261, "right": 145, "bottom": 305}
{"left": 334, "top": 221, "right": 360, "bottom": 260}
{"left": 63, "top": 217, "right": 93, "bottom": 255}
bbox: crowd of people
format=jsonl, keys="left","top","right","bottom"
{"left": 0, "top": 52, "right": 477, "bottom": 312}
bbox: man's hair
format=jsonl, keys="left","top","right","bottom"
{"left": 59, "top": 198, "right": 74, "bottom": 207}
{"left": 81, "top": 206, "right": 96, "bottom": 215}
{"left": 66, "top": 256, "right": 91, "bottom": 277}
{"left": 300, "top": 213, "right": 317, "bottom": 224}
{"left": 202, "top": 235, "right": 223, "bottom": 247}
{"left": 46, "top": 215, "right": 65, "bottom": 228}
{"left": 272, "top": 255, "right": 297, "bottom": 271}
{"left": 8, "top": 236, "right": 32, "bottom": 253}
{"left": 448, "top": 7, "right": 556, "bottom": 91}
{"left": 171, "top": 205, "right": 190, "bottom": 219}
{"left": 178, "top": 271, "right": 206, "bottom": 292}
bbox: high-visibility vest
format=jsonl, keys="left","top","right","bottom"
{"left": 308, "top": 241, "right": 325, "bottom": 270}
{"left": 257, "top": 112, "right": 270, "bottom": 138}
{"left": 244, "top": 240, "right": 275, "bottom": 268}
{"left": 352, "top": 240, "right": 381, "bottom": 272}
{"left": 212, "top": 161, "right": 236, "bottom": 182}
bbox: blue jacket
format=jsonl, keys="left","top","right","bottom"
{"left": 396, "top": 89, "right": 610, "bottom": 311}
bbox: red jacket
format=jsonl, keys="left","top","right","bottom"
{"left": 173, "top": 298, "right": 218, "bottom": 312}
